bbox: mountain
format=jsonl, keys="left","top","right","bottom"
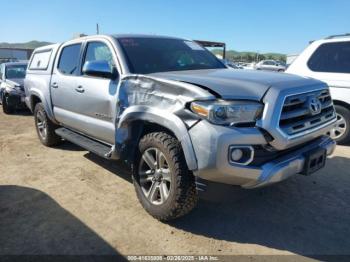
{"left": 212, "top": 49, "right": 286, "bottom": 62}
{"left": 0, "top": 41, "right": 52, "bottom": 49}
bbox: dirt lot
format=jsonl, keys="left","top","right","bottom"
{"left": 0, "top": 110, "right": 350, "bottom": 260}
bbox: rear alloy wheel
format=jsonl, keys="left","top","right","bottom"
{"left": 36, "top": 109, "right": 48, "bottom": 140}
{"left": 133, "top": 132, "right": 198, "bottom": 221}
{"left": 34, "top": 103, "right": 62, "bottom": 147}
{"left": 327, "top": 105, "right": 350, "bottom": 145}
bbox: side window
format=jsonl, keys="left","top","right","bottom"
{"left": 83, "top": 41, "right": 114, "bottom": 70}
{"left": 58, "top": 44, "right": 82, "bottom": 75}
{"left": 29, "top": 50, "right": 52, "bottom": 70}
{"left": 308, "top": 41, "right": 350, "bottom": 73}
{"left": 0, "top": 65, "right": 3, "bottom": 80}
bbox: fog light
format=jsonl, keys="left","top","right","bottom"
{"left": 229, "top": 146, "right": 254, "bottom": 165}
{"left": 231, "top": 149, "right": 243, "bottom": 161}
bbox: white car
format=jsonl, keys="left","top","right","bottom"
{"left": 255, "top": 60, "right": 286, "bottom": 72}
{"left": 241, "top": 62, "right": 256, "bottom": 70}
{"left": 220, "top": 59, "right": 243, "bottom": 69}
{"left": 287, "top": 34, "right": 350, "bottom": 144}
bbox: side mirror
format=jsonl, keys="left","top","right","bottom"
{"left": 82, "top": 60, "right": 118, "bottom": 80}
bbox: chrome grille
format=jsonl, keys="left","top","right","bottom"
{"left": 279, "top": 89, "right": 336, "bottom": 136}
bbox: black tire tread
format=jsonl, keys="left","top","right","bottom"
{"left": 2, "top": 94, "right": 14, "bottom": 114}
{"left": 34, "top": 103, "right": 62, "bottom": 147}
{"left": 334, "top": 105, "right": 350, "bottom": 145}
{"left": 133, "top": 132, "right": 198, "bottom": 221}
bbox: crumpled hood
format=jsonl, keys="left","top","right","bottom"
{"left": 150, "top": 69, "right": 324, "bottom": 100}
{"left": 6, "top": 78, "right": 24, "bottom": 88}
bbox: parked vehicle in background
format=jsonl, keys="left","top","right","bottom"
{"left": 221, "top": 59, "right": 243, "bottom": 69}
{"left": 287, "top": 34, "right": 350, "bottom": 144}
{"left": 287, "top": 54, "right": 299, "bottom": 66}
{"left": 241, "top": 62, "right": 256, "bottom": 70}
{"left": 255, "top": 60, "right": 286, "bottom": 72}
{"left": 0, "top": 62, "right": 28, "bottom": 114}
{"left": 25, "top": 34, "right": 336, "bottom": 221}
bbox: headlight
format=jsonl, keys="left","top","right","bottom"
{"left": 190, "top": 100, "right": 263, "bottom": 125}
{"left": 14, "top": 85, "right": 22, "bottom": 91}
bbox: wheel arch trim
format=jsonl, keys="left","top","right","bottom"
{"left": 29, "top": 89, "right": 57, "bottom": 124}
{"left": 116, "top": 106, "right": 198, "bottom": 170}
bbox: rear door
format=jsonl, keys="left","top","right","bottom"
{"left": 305, "top": 41, "right": 350, "bottom": 102}
{"left": 306, "top": 41, "right": 350, "bottom": 86}
{"left": 51, "top": 42, "right": 85, "bottom": 134}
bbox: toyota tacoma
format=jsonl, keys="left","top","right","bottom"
{"left": 25, "top": 35, "right": 337, "bottom": 221}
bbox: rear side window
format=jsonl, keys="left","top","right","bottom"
{"left": 308, "top": 41, "right": 350, "bottom": 73}
{"left": 58, "top": 44, "right": 81, "bottom": 75}
{"left": 29, "top": 50, "right": 52, "bottom": 70}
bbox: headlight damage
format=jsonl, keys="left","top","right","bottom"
{"left": 190, "top": 100, "right": 263, "bottom": 125}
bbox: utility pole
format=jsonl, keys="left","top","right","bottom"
{"left": 96, "top": 23, "right": 100, "bottom": 34}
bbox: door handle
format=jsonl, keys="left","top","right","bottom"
{"left": 75, "top": 86, "right": 85, "bottom": 93}
{"left": 51, "top": 82, "right": 58, "bottom": 88}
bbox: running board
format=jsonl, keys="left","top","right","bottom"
{"left": 55, "top": 128, "right": 113, "bottom": 159}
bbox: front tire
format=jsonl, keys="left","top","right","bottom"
{"left": 133, "top": 132, "right": 198, "bottom": 221}
{"left": 328, "top": 105, "right": 350, "bottom": 145}
{"left": 2, "top": 94, "right": 15, "bottom": 114}
{"left": 34, "top": 103, "right": 62, "bottom": 146}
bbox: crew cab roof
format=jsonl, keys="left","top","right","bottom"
{"left": 111, "top": 34, "right": 186, "bottom": 40}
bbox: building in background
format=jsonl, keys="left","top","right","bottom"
{"left": 0, "top": 48, "right": 33, "bottom": 64}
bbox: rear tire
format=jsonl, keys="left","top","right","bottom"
{"left": 328, "top": 105, "right": 350, "bottom": 145}
{"left": 2, "top": 94, "right": 15, "bottom": 114}
{"left": 133, "top": 132, "right": 198, "bottom": 221}
{"left": 34, "top": 103, "right": 62, "bottom": 146}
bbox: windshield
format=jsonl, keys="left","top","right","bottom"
{"left": 5, "top": 64, "right": 27, "bottom": 79}
{"left": 118, "top": 37, "right": 226, "bottom": 74}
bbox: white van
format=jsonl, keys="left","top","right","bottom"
{"left": 287, "top": 34, "right": 350, "bottom": 144}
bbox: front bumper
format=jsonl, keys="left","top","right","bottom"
{"left": 6, "top": 91, "right": 26, "bottom": 108}
{"left": 189, "top": 120, "right": 336, "bottom": 189}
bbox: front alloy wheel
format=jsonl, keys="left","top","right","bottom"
{"left": 328, "top": 113, "right": 347, "bottom": 140}
{"left": 139, "top": 147, "right": 172, "bottom": 205}
{"left": 133, "top": 132, "right": 198, "bottom": 221}
{"left": 327, "top": 105, "right": 350, "bottom": 145}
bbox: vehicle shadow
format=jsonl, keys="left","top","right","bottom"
{"left": 169, "top": 156, "right": 350, "bottom": 258}
{"left": 84, "top": 152, "right": 132, "bottom": 183}
{"left": 0, "top": 185, "right": 126, "bottom": 260}
{"left": 75, "top": 146, "right": 350, "bottom": 258}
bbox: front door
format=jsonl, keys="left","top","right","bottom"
{"left": 51, "top": 40, "right": 119, "bottom": 145}
{"left": 74, "top": 41, "right": 118, "bottom": 144}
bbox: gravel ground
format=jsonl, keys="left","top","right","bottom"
{"left": 0, "top": 110, "right": 349, "bottom": 260}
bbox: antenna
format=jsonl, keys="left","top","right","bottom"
{"left": 96, "top": 23, "right": 100, "bottom": 34}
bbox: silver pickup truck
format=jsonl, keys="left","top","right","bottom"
{"left": 25, "top": 34, "right": 337, "bottom": 221}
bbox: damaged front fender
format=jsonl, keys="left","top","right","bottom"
{"left": 114, "top": 75, "right": 215, "bottom": 170}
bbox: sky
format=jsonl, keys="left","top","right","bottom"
{"left": 2, "top": 0, "right": 350, "bottom": 54}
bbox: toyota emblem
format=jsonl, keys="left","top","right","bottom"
{"left": 308, "top": 96, "right": 322, "bottom": 115}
